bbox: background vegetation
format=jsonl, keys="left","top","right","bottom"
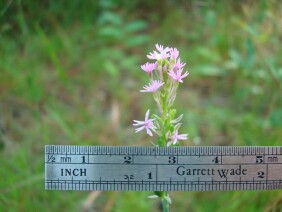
{"left": 1, "top": 0, "right": 282, "bottom": 211}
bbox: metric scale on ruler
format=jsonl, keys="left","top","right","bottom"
{"left": 45, "top": 145, "right": 282, "bottom": 191}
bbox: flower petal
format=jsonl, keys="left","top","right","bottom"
{"left": 145, "top": 109, "right": 150, "bottom": 121}
{"left": 135, "top": 126, "right": 145, "bottom": 133}
{"left": 133, "top": 120, "right": 145, "bottom": 126}
{"left": 146, "top": 128, "right": 153, "bottom": 136}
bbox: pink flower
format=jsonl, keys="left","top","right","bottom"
{"left": 147, "top": 51, "right": 170, "bottom": 60}
{"left": 141, "top": 62, "right": 158, "bottom": 73}
{"left": 155, "top": 44, "right": 170, "bottom": 54}
{"left": 140, "top": 80, "right": 164, "bottom": 92}
{"left": 167, "top": 130, "right": 188, "bottom": 146}
{"left": 147, "top": 44, "right": 170, "bottom": 60}
{"left": 173, "top": 58, "right": 186, "bottom": 70}
{"left": 168, "top": 68, "right": 189, "bottom": 83}
{"left": 169, "top": 48, "right": 179, "bottom": 59}
{"left": 133, "top": 110, "right": 156, "bottom": 136}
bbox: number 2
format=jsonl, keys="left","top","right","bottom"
{"left": 257, "top": 171, "right": 265, "bottom": 179}
{"left": 124, "top": 156, "right": 132, "bottom": 164}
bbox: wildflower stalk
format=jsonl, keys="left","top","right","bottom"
{"left": 161, "top": 194, "right": 170, "bottom": 212}
{"left": 133, "top": 44, "right": 189, "bottom": 211}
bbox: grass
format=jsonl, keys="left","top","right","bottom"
{"left": 1, "top": 0, "right": 282, "bottom": 211}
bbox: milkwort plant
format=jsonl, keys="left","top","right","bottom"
{"left": 133, "top": 44, "right": 189, "bottom": 211}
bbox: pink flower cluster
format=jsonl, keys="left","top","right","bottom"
{"left": 140, "top": 44, "right": 189, "bottom": 93}
{"left": 133, "top": 44, "right": 189, "bottom": 146}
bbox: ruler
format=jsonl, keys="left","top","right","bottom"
{"left": 45, "top": 145, "right": 282, "bottom": 191}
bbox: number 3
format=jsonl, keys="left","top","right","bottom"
{"left": 168, "top": 156, "right": 176, "bottom": 164}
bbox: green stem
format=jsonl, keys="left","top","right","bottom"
{"left": 156, "top": 61, "right": 171, "bottom": 211}
{"left": 161, "top": 195, "right": 170, "bottom": 212}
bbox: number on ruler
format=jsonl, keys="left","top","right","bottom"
{"left": 124, "top": 156, "right": 132, "bottom": 164}
{"left": 148, "top": 172, "right": 152, "bottom": 179}
{"left": 82, "top": 156, "right": 86, "bottom": 163}
{"left": 256, "top": 156, "right": 264, "bottom": 164}
{"left": 47, "top": 155, "right": 55, "bottom": 163}
{"left": 124, "top": 174, "right": 134, "bottom": 180}
{"left": 168, "top": 156, "right": 176, "bottom": 164}
{"left": 212, "top": 156, "right": 220, "bottom": 164}
{"left": 257, "top": 171, "right": 265, "bottom": 179}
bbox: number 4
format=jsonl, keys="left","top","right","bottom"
{"left": 212, "top": 156, "right": 219, "bottom": 164}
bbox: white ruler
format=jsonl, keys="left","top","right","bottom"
{"left": 45, "top": 145, "right": 282, "bottom": 191}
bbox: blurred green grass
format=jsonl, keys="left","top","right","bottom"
{"left": 1, "top": 0, "right": 282, "bottom": 211}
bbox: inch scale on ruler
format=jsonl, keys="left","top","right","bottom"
{"left": 45, "top": 145, "right": 282, "bottom": 191}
